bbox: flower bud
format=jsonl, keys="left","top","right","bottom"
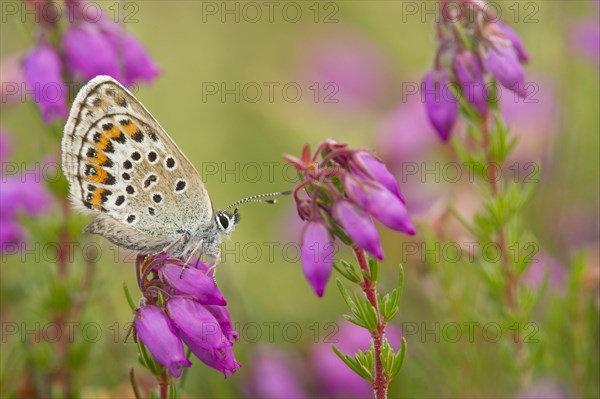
{"left": 333, "top": 200, "right": 383, "bottom": 260}
{"left": 453, "top": 50, "right": 488, "bottom": 114}
{"left": 194, "top": 341, "right": 241, "bottom": 378}
{"left": 63, "top": 24, "right": 123, "bottom": 82}
{"left": 134, "top": 305, "right": 191, "bottom": 378}
{"left": 482, "top": 40, "right": 528, "bottom": 98}
{"left": 205, "top": 305, "right": 239, "bottom": 343}
{"left": 345, "top": 176, "right": 415, "bottom": 236}
{"left": 161, "top": 263, "right": 226, "bottom": 305}
{"left": 23, "top": 44, "right": 68, "bottom": 123}
{"left": 422, "top": 69, "right": 459, "bottom": 141}
{"left": 300, "top": 221, "right": 334, "bottom": 297}
{"left": 494, "top": 21, "right": 529, "bottom": 63}
{"left": 166, "top": 297, "right": 239, "bottom": 377}
{"left": 352, "top": 152, "right": 404, "bottom": 203}
{"left": 105, "top": 32, "right": 160, "bottom": 85}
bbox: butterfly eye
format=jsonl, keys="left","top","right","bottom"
{"left": 218, "top": 214, "right": 230, "bottom": 230}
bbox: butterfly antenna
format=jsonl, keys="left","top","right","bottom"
{"left": 222, "top": 190, "right": 292, "bottom": 212}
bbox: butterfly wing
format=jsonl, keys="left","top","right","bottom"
{"left": 62, "top": 76, "right": 212, "bottom": 250}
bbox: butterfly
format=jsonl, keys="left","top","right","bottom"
{"left": 61, "top": 75, "right": 286, "bottom": 265}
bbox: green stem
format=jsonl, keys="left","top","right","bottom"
{"left": 480, "top": 110, "right": 525, "bottom": 367}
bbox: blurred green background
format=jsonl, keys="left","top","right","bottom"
{"left": 1, "top": 1, "right": 598, "bottom": 398}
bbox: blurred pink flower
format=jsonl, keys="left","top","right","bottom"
{"left": 23, "top": 43, "right": 69, "bottom": 122}
{"left": 500, "top": 75, "right": 558, "bottom": 163}
{"left": 376, "top": 97, "right": 447, "bottom": 218}
{"left": 376, "top": 96, "right": 438, "bottom": 170}
{"left": 299, "top": 32, "right": 390, "bottom": 110}
{"left": 0, "top": 130, "right": 53, "bottom": 251}
{"left": 517, "top": 378, "right": 571, "bottom": 398}
{"left": 247, "top": 346, "right": 307, "bottom": 399}
{"left": 0, "top": 52, "right": 26, "bottom": 105}
{"left": 311, "top": 321, "right": 402, "bottom": 398}
{"left": 571, "top": 19, "right": 600, "bottom": 62}
{"left": 62, "top": 1, "right": 159, "bottom": 86}
{"left": 524, "top": 251, "right": 566, "bottom": 294}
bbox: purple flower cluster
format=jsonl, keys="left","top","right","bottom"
{"left": 133, "top": 255, "right": 240, "bottom": 378}
{"left": 22, "top": 0, "right": 159, "bottom": 123}
{"left": 0, "top": 130, "right": 52, "bottom": 251}
{"left": 284, "top": 140, "right": 414, "bottom": 297}
{"left": 422, "top": 1, "right": 530, "bottom": 140}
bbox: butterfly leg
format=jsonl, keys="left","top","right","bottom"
{"left": 146, "top": 234, "right": 185, "bottom": 259}
{"left": 179, "top": 239, "right": 204, "bottom": 278}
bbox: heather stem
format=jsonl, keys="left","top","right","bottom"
{"left": 158, "top": 370, "right": 169, "bottom": 399}
{"left": 352, "top": 244, "right": 388, "bottom": 399}
{"left": 480, "top": 111, "right": 524, "bottom": 362}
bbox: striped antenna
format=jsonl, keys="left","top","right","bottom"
{"left": 222, "top": 191, "right": 292, "bottom": 212}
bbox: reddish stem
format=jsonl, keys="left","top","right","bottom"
{"left": 158, "top": 371, "right": 169, "bottom": 399}
{"left": 352, "top": 245, "right": 388, "bottom": 399}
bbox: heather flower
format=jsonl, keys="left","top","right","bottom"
{"left": 482, "top": 38, "right": 528, "bottom": 98}
{"left": 376, "top": 97, "right": 437, "bottom": 170}
{"left": 247, "top": 346, "right": 307, "bottom": 399}
{"left": 351, "top": 151, "right": 404, "bottom": 202}
{"left": 494, "top": 21, "right": 529, "bottom": 63}
{"left": 1, "top": 52, "right": 26, "bottom": 105}
{"left": 205, "top": 305, "right": 239, "bottom": 342}
{"left": 63, "top": 24, "right": 124, "bottom": 82}
{"left": 333, "top": 200, "right": 383, "bottom": 260}
{"left": 344, "top": 175, "right": 415, "bottom": 235}
{"left": 300, "top": 34, "right": 389, "bottom": 110}
{"left": 524, "top": 251, "right": 565, "bottom": 294}
{"left": 161, "top": 262, "right": 226, "bottom": 305}
{"left": 134, "top": 255, "right": 240, "bottom": 378}
{"left": 63, "top": 5, "right": 159, "bottom": 86}
{"left": 106, "top": 32, "right": 160, "bottom": 85}
{"left": 571, "top": 19, "right": 600, "bottom": 62}
{"left": 0, "top": 130, "right": 52, "bottom": 251}
{"left": 166, "top": 296, "right": 237, "bottom": 375}
{"left": 300, "top": 221, "right": 335, "bottom": 297}
{"left": 422, "top": 69, "right": 458, "bottom": 141}
{"left": 134, "top": 305, "right": 191, "bottom": 378}
{"left": 453, "top": 50, "right": 488, "bottom": 114}
{"left": 421, "top": 2, "right": 531, "bottom": 138}
{"left": 517, "top": 378, "right": 572, "bottom": 399}
{"left": 23, "top": 44, "right": 68, "bottom": 123}
{"left": 284, "top": 140, "right": 414, "bottom": 296}
{"left": 166, "top": 296, "right": 230, "bottom": 354}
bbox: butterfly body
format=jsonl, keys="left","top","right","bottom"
{"left": 62, "top": 76, "right": 236, "bottom": 261}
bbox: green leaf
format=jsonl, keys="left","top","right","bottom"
{"left": 397, "top": 264, "right": 404, "bottom": 307}
{"left": 382, "top": 292, "right": 400, "bottom": 323}
{"left": 342, "top": 314, "right": 369, "bottom": 329}
{"left": 391, "top": 337, "right": 408, "bottom": 377}
{"left": 168, "top": 382, "right": 177, "bottom": 399}
{"left": 137, "top": 339, "right": 163, "bottom": 376}
{"left": 123, "top": 282, "right": 136, "bottom": 310}
{"left": 354, "top": 294, "right": 379, "bottom": 332}
{"left": 366, "top": 257, "right": 380, "bottom": 282}
{"left": 333, "top": 261, "right": 362, "bottom": 284}
{"left": 332, "top": 345, "right": 373, "bottom": 381}
{"left": 336, "top": 279, "right": 357, "bottom": 310}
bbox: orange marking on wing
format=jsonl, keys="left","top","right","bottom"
{"left": 96, "top": 135, "right": 112, "bottom": 151}
{"left": 89, "top": 188, "right": 105, "bottom": 210}
{"left": 88, "top": 150, "right": 108, "bottom": 165}
{"left": 106, "top": 126, "right": 122, "bottom": 139}
{"left": 122, "top": 121, "right": 139, "bottom": 136}
{"left": 86, "top": 167, "right": 109, "bottom": 184}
